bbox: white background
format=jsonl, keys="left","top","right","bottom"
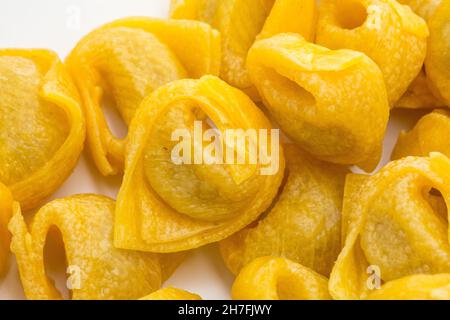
{"left": 0, "top": 0, "right": 427, "bottom": 300}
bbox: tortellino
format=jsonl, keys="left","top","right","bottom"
{"left": 392, "top": 109, "right": 450, "bottom": 160}
{"left": 140, "top": 287, "right": 202, "bottom": 300}
{"left": 316, "top": 0, "right": 429, "bottom": 106}
{"left": 221, "top": 145, "right": 347, "bottom": 276}
{"left": 0, "top": 183, "right": 16, "bottom": 276}
{"left": 0, "top": 49, "right": 85, "bottom": 211}
{"left": 426, "top": 0, "right": 450, "bottom": 105}
{"left": 66, "top": 17, "right": 221, "bottom": 176}
{"left": 247, "top": 33, "right": 389, "bottom": 171}
{"left": 232, "top": 256, "right": 331, "bottom": 300}
{"left": 114, "top": 76, "right": 285, "bottom": 253}
{"left": 396, "top": 0, "right": 446, "bottom": 109}
{"left": 367, "top": 274, "right": 450, "bottom": 300}
{"left": 170, "top": 0, "right": 317, "bottom": 99}
{"left": 330, "top": 154, "right": 450, "bottom": 300}
{"left": 9, "top": 194, "right": 181, "bottom": 300}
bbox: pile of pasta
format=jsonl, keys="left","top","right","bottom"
{"left": 0, "top": 0, "right": 449, "bottom": 300}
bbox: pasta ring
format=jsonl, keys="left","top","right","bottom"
{"left": 170, "top": 0, "right": 317, "bottom": 99}
{"left": 330, "top": 154, "right": 450, "bottom": 299}
{"left": 392, "top": 109, "right": 450, "bottom": 160}
{"left": 220, "top": 145, "right": 347, "bottom": 276}
{"left": 231, "top": 256, "right": 331, "bottom": 300}
{"left": 66, "top": 17, "right": 221, "bottom": 176}
{"left": 316, "top": 0, "right": 429, "bottom": 106}
{"left": 9, "top": 194, "right": 181, "bottom": 300}
{"left": 140, "top": 287, "right": 202, "bottom": 300}
{"left": 0, "top": 49, "right": 85, "bottom": 211}
{"left": 425, "top": 0, "right": 450, "bottom": 105}
{"left": 114, "top": 75, "right": 285, "bottom": 253}
{"left": 367, "top": 274, "right": 450, "bottom": 300}
{"left": 247, "top": 33, "right": 389, "bottom": 171}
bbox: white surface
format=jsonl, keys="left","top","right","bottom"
{"left": 0, "top": 0, "right": 428, "bottom": 300}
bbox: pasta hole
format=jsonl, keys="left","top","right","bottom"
{"left": 336, "top": 1, "right": 367, "bottom": 30}
{"left": 424, "top": 188, "right": 448, "bottom": 226}
{"left": 263, "top": 68, "right": 317, "bottom": 118}
{"left": 44, "top": 226, "right": 70, "bottom": 300}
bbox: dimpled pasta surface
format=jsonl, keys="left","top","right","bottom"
{"left": 0, "top": 183, "right": 16, "bottom": 276}
{"left": 221, "top": 145, "right": 347, "bottom": 276}
{"left": 392, "top": 109, "right": 450, "bottom": 160}
{"left": 8, "top": 194, "right": 174, "bottom": 300}
{"left": 247, "top": 33, "right": 389, "bottom": 171}
{"left": 330, "top": 154, "right": 450, "bottom": 299}
{"left": 316, "top": 0, "right": 428, "bottom": 106}
{"left": 367, "top": 274, "right": 450, "bottom": 299}
{"left": 170, "top": 0, "right": 317, "bottom": 99}
{"left": 66, "top": 17, "right": 221, "bottom": 175}
{"left": 231, "top": 256, "right": 331, "bottom": 300}
{"left": 426, "top": 0, "right": 450, "bottom": 104}
{"left": 0, "top": 50, "right": 85, "bottom": 211}
{"left": 114, "top": 76, "right": 285, "bottom": 253}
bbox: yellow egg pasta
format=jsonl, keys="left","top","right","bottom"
{"left": 316, "top": 0, "right": 429, "bottom": 106}
{"left": 398, "top": 0, "right": 442, "bottom": 20}
{"left": 367, "top": 274, "right": 450, "bottom": 300}
{"left": 395, "top": 70, "right": 446, "bottom": 109}
{"left": 8, "top": 194, "right": 181, "bottom": 300}
{"left": 426, "top": 0, "right": 450, "bottom": 105}
{"left": 2, "top": 0, "right": 449, "bottom": 301}
{"left": 392, "top": 109, "right": 450, "bottom": 160}
{"left": 170, "top": 0, "right": 317, "bottom": 99}
{"left": 114, "top": 75, "right": 285, "bottom": 253}
{"left": 66, "top": 17, "right": 221, "bottom": 176}
{"left": 0, "top": 49, "right": 85, "bottom": 211}
{"left": 247, "top": 33, "right": 389, "bottom": 171}
{"left": 221, "top": 145, "right": 347, "bottom": 276}
{"left": 232, "top": 256, "right": 331, "bottom": 300}
{"left": 140, "top": 287, "right": 202, "bottom": 300}
{"left": 0, "top": 183, "right": 16, "bottom": 276}
{"left": 396, "top": 0, "right": 446, "bottom": 109}
{"left": 330, "top": 154, "right": 450, "bottom": 300}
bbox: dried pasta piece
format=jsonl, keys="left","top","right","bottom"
{"left": 367, "top": 274, "right": 450, "bottom": 300}
{"left": 114, "top": 76, "right": 285, "bottom": 253}
{"left": 392, "top": 109, "right": 450, "bottom": 160}
{"left": 426, "top": 0, "right": 450, "bottom": 105}
{"left": 396, "top": 0, "right": 446, "bottom": 109}
{"left": 0, "top": 183, "right": 17, "bottom": 276}
{"left": 220, "top": 145, "right": 347, "bottom": 276}
{"left": 8, "top": 194, "right": 179, "bottom": 300}
{"left": 66, "top": 17, "right": 221, "bottom": 176}
{"left": 330, "top": 154, "right": 450, "bottom": 300}
{"left": 247, "top": 33, "right": 389, "bottom": 171}
{"left": 316, "top": 0, "right": 429, "bottom": 106}
{"left": 395, "top": 70, "right": 446, "bottom": 109}
{"left": 232, "top": 256, "right": 331, "bottom": 300}
{"left": 0, "top": 49, "right": 85, "bottom": 211}
{"left": 170, "top": 0, "right": 317, "bottom": 99}
{"left": 140, "top": 287, "right": 202, "bottom": 300}
{"left": 398, "top": 0, "right": 442, "bottom": 20}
